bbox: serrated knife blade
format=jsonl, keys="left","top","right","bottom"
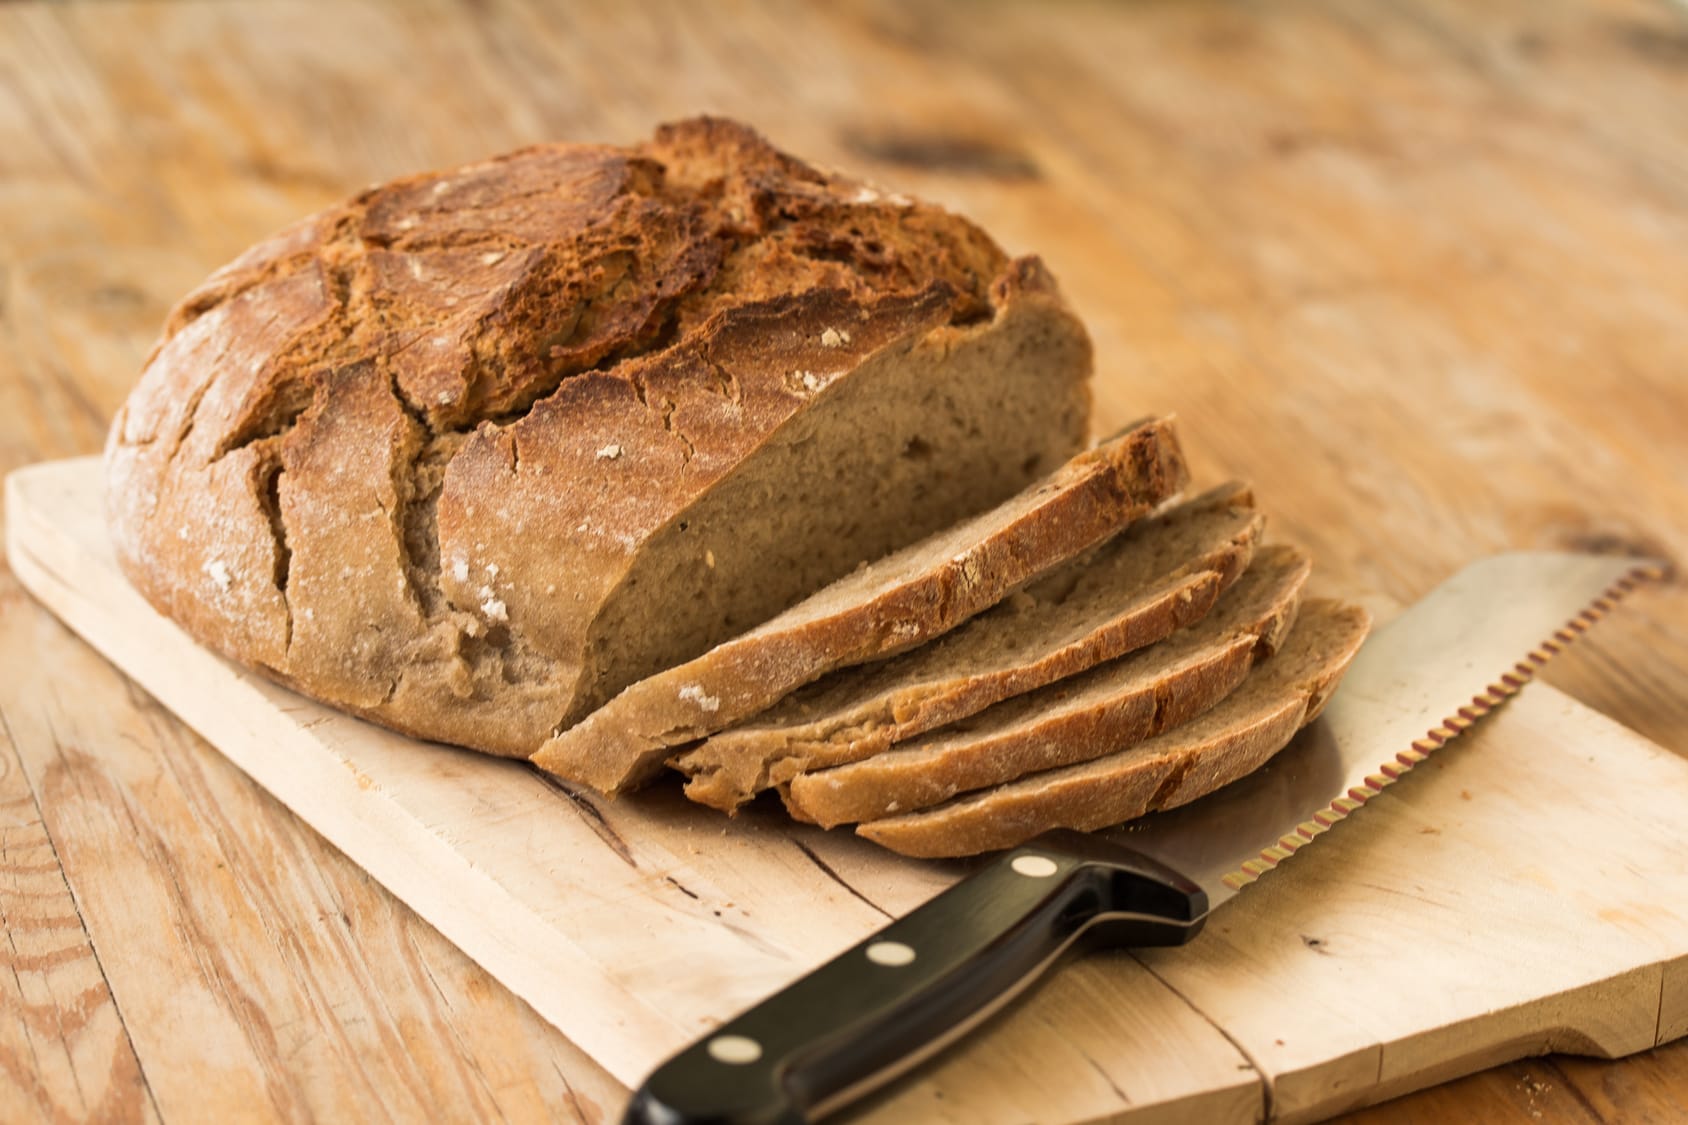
{"left": 623, "top": 552, "right": 1666, "bottom": 1125}
{"left": 1115, "top": 551, "right": 1666, "bottom": 907}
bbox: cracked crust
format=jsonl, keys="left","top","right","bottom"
{"left": 105, "top": 118, "right": 1093, "bottom": 756}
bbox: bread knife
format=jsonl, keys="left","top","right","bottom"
{"left": 621, "top": 552, "right": 1665, "bottom": 1125}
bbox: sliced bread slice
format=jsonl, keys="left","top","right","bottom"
{"left": 675, "top": 482, "right": 1263, "bottom": 812}
{"left": 857, "top": 598, "right": 1371, "bottom": 857}
{"left": 531, "top": 416, "right": 1190, "bottom": 794}
{"left": 783, "top": 544, "right": 1311, "bottom": 828}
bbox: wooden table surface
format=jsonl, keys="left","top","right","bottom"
{"left": 2, "top": 1, "right": 1684, "bottom": 1122}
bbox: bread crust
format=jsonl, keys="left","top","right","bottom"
{"left": 105, "top": 119, "right": 1093, "bottom": 756}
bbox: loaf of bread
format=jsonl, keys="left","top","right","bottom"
{"left": 105, "top": 118, "right": 1094, "bottom": 757}
{"left": 108, "top": 114, "right": 1372, "bottom": 859}
{"left": 674, "top": 482, "right": 1263, "bottom": 812}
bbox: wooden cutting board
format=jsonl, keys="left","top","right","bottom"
{"left": 8, "top": 456, "right": 1688, "bottom": 1125}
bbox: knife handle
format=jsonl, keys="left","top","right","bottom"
{"left": 620, "top": 831, "right": 1208, "bottom": 1125}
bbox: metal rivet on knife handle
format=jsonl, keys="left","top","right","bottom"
{"left": 705, "top": 1035, "right": 762, "bottom": 1065}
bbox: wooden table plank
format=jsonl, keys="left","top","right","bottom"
{"left": 1, "top": 0, "right": 1684, "bottom": 1121}
{"left": 0, "top": 698, "right": 157, "bottom": 1124}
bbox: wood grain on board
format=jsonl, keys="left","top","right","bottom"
{"left": 2, "top": 0, "right": 1686, "bottom": 1121}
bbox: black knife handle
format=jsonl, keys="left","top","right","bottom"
{"left": 621, "top": 831, "right": 1208, "bottom": 1125}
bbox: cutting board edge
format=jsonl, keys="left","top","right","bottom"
{"left": 1664, "top": 958, "right": 1688, "bottom": 1047}
{"left": 1269, "top": 958, "right": 1676, "bottom": 1122}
